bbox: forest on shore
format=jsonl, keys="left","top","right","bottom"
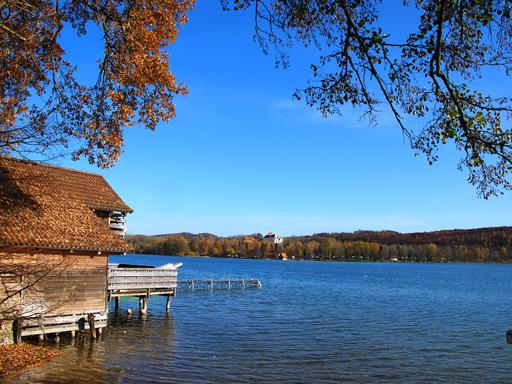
{"left": 127, "top": 226, "right": 512, "bottom": 263}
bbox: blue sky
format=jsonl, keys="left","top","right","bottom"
{"left": 56, "top": 1, "right": 512, "bottom": 236}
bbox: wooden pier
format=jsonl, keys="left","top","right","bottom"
{"left": 107, "top": 263, "right": 262, "bottom": 314}
{"left": 177, "top": 279, "right": 262, "bottom": 291}
{"left": 107, "top": 263, "right": 180, "bottom": 314}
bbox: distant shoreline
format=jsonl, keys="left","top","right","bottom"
{"left": 123, "top": 253, "right": 512, "bottom": 265}
{"left": 127, "top": 227, "right": 512, "bottom": 264}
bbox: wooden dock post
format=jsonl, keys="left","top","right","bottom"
{"left": 114, "top": 296, "right": 119, "bottom": 311}
{"left": 166, "top": 295, "right": 172, "bottom": 311}
{"left": 70, "top": 330, "right": 75, "bottom": 339}
{"left": 87, "top": 313, "right": 96, "bottom": 340}
{"left": 139, "top": 297, "right": 147, "bottom": 314}
{"left": 38, "top": 334, "right": 44, "bottom": 343}
{"left": 13, "top": 318, "right": 22, "bottom": 344}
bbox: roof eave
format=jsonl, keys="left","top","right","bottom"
{"left": 0, "top": 243, "right": 130, "bottom": 255}
{"left": 89, "top": 206, "right": 134, "bottom": 214}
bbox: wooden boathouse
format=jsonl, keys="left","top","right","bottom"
{"left": 0, "top": 157, "right": 132, "bottom": 344}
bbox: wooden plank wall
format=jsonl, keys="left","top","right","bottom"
{"left": 0, "top": 253, "right": 26, "bottom": 343}
{"left": 0, "top": 252, "right": 108, "bottom": 319}
{"left": 31, "top": 254, "right": 108, "bottom": 316}
{"left": 0, "top": 273, "right": 15, "bottom": 344}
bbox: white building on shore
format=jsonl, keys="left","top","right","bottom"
{"left": 263, "top": 232, "right": 283, "bottom": 245}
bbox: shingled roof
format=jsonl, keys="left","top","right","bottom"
{"left": 0, "top": 157, "right": 132, "bottom": 253}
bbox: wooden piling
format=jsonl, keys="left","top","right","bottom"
{"left": 114, "top": 296, "right": 119, "bottom": 311}
{"left": 139, "top": 297, "right": 147, "bottom": 314}
{"left": 87, "top": 313, "right": 96, "bottom": 339}
{"left": 166, "top": 295, "right": 172, "bottom": 311}
{"left": 13, "top": 318, "right": 23, "bottom": 344}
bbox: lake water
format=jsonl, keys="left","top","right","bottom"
{"left": 10, "top": 255, "right": 512, "bottom": 383}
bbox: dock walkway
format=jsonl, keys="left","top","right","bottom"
{"left": 177, "top": 279, "right": 262, "bottom": 291}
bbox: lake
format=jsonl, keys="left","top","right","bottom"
{"left": 10, "top": 255, "right": 512, "bottom": 383}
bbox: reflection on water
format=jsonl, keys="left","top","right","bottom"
{"left": 8, "top": 256, "right": 512, "bottom": 383}
{"left": 12, "top": 313, "right": 176, "bottom": 384}
{"left": 12, "top": 337, "right": 108, "bottom": 383}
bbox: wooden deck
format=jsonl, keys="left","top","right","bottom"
{"left": 21, "top": 313, "right": 107, "bottom": 337}
{"left": 107, "top": 263, "right": 181, "bottom": 313}
{"left": 107, "top": 263, "right": 178, "bottom": 296}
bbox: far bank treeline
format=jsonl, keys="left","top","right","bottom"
{"left": 126, "top": 227, "right": 512, "bottom": 263}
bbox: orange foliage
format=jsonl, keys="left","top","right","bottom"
{"left": 0, "top": 343, "right": 61, "bottom": 377}
{"left": 0, "top": 0, "right": 194, "bottom": 167}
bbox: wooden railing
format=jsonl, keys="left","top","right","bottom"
{"left": 107, "top": 263, "right": 180, "bottom": 292}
